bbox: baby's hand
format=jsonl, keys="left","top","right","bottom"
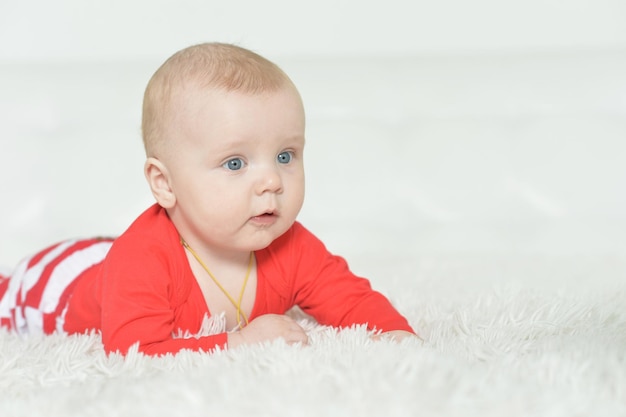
{"left": 372, "top": 330, "right": 423, "bottom": 343}
{"left": 227, "top": 314, "right": 308, "bottom": 348}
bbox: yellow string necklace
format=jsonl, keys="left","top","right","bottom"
{"left": 181, "top": 238, "right": 253, "bottom": 328}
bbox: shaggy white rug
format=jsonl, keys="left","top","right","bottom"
{"left": 1, "top": 254, "right": 625, "bottom": 417}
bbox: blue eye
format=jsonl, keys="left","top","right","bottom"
{"left": 224, "top": 158, "right": 245, "bottom": 171}
{"left": 277, "top": 151, "right": 292, "bottom": 164}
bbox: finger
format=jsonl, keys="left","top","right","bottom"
{"left": 290, "top": 327, "right": 309, "bottom": 345}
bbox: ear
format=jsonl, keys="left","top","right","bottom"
{"left": 144, "top": 157, "right": 176, "bottom": 209}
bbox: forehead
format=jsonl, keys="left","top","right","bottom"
{"left": 173, "top": 84, "right": 305, "bottom": 146}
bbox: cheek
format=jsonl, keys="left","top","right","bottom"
{"left": 181, "top": 179, "right": 236, "bottom": 214}
{"left": 288, "top": 171, "right": 306, "bottom": 206}
{"left": 205, "top": 186, "right": 245, "bottom": 213}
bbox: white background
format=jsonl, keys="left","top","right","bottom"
{"left": 2, "top": 0, "right": 626, "bottom": 59}
{"left": 1, "top": 0, "right": 625, "bottom": 267}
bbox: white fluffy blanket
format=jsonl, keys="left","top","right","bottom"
{"left": 1, "top": 254, "right": 625, "bottom": 416}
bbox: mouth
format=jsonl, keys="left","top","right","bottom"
{"left": 250, "top": 210, "right": 278, "bottom": 225}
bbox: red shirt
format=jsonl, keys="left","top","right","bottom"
{"left": 63, "top": 204, "right": 414, "bottom": 355}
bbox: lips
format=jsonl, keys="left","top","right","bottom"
{"left": 250, "top": 210, "right": 278, "bottom": 226}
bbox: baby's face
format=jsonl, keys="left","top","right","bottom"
{"left": 165, "top": 85, "right": 306, "bottom": 254}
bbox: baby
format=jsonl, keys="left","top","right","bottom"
{"left": 0, "top": 43, "right": 416, "bottom": 355}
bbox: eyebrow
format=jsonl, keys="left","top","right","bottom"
{"left": 215, "top": 133, "right": 304, "bottom": 150}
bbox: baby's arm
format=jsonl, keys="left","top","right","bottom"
{"left": 227, "top": 314, "right": 308, "bottom": 348}
{"left": 286, "top": 224, "right": 417, "bottom": 338}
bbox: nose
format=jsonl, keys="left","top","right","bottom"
{"left": 255, "top": 164, "right": 283, "bottom": 195}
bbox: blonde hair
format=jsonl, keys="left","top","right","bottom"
{"left": 141, "top": 43, "right": 294, "bottom": 157}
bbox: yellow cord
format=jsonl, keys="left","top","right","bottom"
{"left": 181, "top": 238, "right": 253, "bottom": 328}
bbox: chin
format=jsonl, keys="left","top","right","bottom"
{"left": 247, "top": 224, "right": 290, "bottom": 250}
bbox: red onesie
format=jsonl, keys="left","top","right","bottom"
{"left": 0, "top": 204, "right": 414, "bottom": 355}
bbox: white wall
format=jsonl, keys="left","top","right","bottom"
{"left": 1, "top": 1, "right": 625, "bottom": 267}
{"left": 1, "top": 0, "right": 625, "bottom": 60}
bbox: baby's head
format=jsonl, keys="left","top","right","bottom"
{"left": 142, "top": 42, "right": 299, "bottom": 158}
{"left": 141, "top": 43, "right": 306, "bottom": 253}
